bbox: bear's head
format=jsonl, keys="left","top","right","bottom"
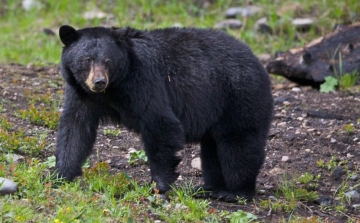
{"left": 59, "top": 25, "right": 130, "bottom": 93}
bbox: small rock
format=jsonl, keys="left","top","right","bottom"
{"left": 353, "top": 204, "right": 360, "bottom": 209}
{"left": 281, "top": 156, "right": 290, "bottom": 162}
{"left": 332, "top": 166, "right": 346, "bottom": 180}
{"left": 258, "top": 189, "right": 265, "bottom": 194}
{"left": 347, "top": 153, "right": 354, "bottom": 158}
{"left": 277, "top": 122, "right": 286, "bottom": 127}
{"left": 274, "top": 97, "right": 286, "bottom": 104}
{"left": 292, "top": 18, "right": 314, "bottom": 31}
{"left": 345, "top": 190, "right": 360, "bottom": 199}
{"left": 0, "top": 177, "right": 17, "bottom": 195}
{"left": 269, "top": 167, "right": 285, "bottom": 175}
{"left": 283, "top": 101, "right": 290, "bottom": 106}
{"left": 173, "top": 23, "right": 183, "bottom": 28}
{"left": 330, "top": 138, "right": 337, "bottom": 143}
{"left": 191, "top": 157, "right": 202, "bottom": 170}
{"left": 225, "top": 6, "right": 263, "bottom": 18}
{"left": 349, "top": 174, "right": 358, "bottom": 181}
{"left": 291, "top": 87, "right": 301, "bottom": 92}
{"left": 254, "top": 17, "right": 273, "bottom": 34}
{"left": 5, "top": 154, "right": 24, "bottom": 163}
{"left": 214, "top": 19, "right": 242, "bottom": 30}
{"left": 257, "top": 53, "right": 272, "bottom": 63}
{"left": 268, "top": 195, "right": 276, "bottom": 200}
{"left": 22, "top": 0, "right": 41, "bottom": 10}
{"left": 348, "top": 162, "right": 355, "bottom": 171}
{"left": 83, "top": 9, "right": 114, "bottom": 20}
{"left": 315, "top": 196, "right": 334, "bottom": 206}
{"left": 128, "top": 148, "right": 137, "bottom": 154}
{"left": 264, "top": 184, "right": 273, "bottom": 190}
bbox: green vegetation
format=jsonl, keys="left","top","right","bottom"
{"left": 128, "top": 149, "right": 148, "bottom": 165}
{"left": 317, "top": 156, "right": 347, "bottom": 171}
{"left": 320, "top": 51, "right": 359, "bottom": 92}
{"left": 103, "top": 128, "right": 121, "bottom": 137}
{"left": 0, "top": 116, "right": 47, "bottom": 156}
{"left": 260, "top": 173, "right": 318, "bottom": 213}
{"left": 319, "top": 76, "right": 338, "bottom": 93}
{"left": 1, "top": 0, "right": 360, "bottom": 65}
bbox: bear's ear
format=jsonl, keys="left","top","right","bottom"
{"left": 59, "top": 25, "right": 79, "bottom": 46}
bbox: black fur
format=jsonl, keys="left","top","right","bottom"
{"left": 55, "top": 25, "right": 274, "bottom": 202}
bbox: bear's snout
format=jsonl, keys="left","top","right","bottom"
{"left": 85, "top": 65, "right": 109, "bottom": 92}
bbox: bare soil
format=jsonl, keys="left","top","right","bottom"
{"left": 0, "top": 63, "right": 359, "bottom": 222}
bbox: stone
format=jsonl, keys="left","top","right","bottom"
{"left": 281, "top": 156, "right": 290, "bottom": 162}
{"left": 345, "top": 190, "right": 360, "bottom": 199}
{"left": 254, "top": 17, "right": 273, "bottom": 35}
{"left": 191, "top": 157, "right": 202, "bottom": 170}
{"left": 83, "top": 9, "right": 114, "bottom": 20}
{"left": 214, "top": 19, "right": 242, "bottom": 30}
{"left": 268, "top": 195, "right": 276, "bottom": 200}
{"left": 0, "top": 177, "right": 17, "bottom": 195}
{"left": 257, "top": 53, "right": 272, "bottom": 63}
{"left": 292, "top": 18, "right": 314, "bottom": 30}
{"left": 315, "top": 196, "right": 334, "bottom": 206}
{"left": 269, "top": 167, "right": 285, "bottom": 175}
{"left": 225, "top": 6, "right": 263, "bottom": 18}
{"left": 330, "top": 138, "right": 337, "bottom": 143}
{"left": 5, "top": 154, "right": 24, "bottom": 164}
{"left": 332, "top": 166, "right": 346, "bottom": 180}
{"left": 291, "top": 87, "right": 301, "bottom": 92}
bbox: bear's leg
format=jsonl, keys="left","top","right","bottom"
{"left": 195, "top": 134, "right": 226, "bottom": 197}
{"left": 211, "top": 129, "right": 266, "bottom": 202}
{"left": 140, "top": 115, "right": 185, "bottom": 193}
{"left": 55, "top": 93, "right": 99, "bottom": 181}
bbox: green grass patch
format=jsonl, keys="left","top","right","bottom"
{"left": 1, "top": 0, "right": 359, "bottom": 65}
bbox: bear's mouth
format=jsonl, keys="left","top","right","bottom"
{"left": 85, "top": 65, "right": 109, "bottom": 93}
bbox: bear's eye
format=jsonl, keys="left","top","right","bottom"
{"left": 83, "top": 58, "right": 92, "bottom": 65}
{"left": 105, "top": 59, "right": 112, "bottom": 66}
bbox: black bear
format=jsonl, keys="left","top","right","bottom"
{"left": 55, "top": 25, "right": 273, "bottom": 202}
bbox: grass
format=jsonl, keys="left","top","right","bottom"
{"left": 1, "top": 0, "right": 360, "bottom": 222}
{"left": 1, "top": 0, "right": 359, "bottom": 65}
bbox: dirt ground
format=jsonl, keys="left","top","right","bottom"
{"left": 0, "top": 63, "right": 359, "bottom": 222}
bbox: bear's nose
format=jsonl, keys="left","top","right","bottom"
{"left": 94, "top": 78, "right": 107, "bottom": 90}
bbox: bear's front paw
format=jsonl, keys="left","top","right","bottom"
{"left": 211, "top": 190, "right": 255, "bottom": 203}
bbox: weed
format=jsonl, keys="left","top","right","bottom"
{"left": 18, "top": 103, "right": 60, "bottom": 130}
{"left": 128, "top": 150, "right": 148, "bottom": 165}
{"left": 83, "top": 161, "right": 132, "bottom": 196}
{"left": 338, "top": 69, "right": 359, "bottom": 90}
{"left": 321, "top": 49, "right": 359, "bottom": 92}
{"left": 0, "top": 104, "right": 6, "bottom": 113}
{"left": 0, "top": 127, "right": 47, "bottom": 156}
{"left": 343, "top": 123, "right": 355, "bottom": 134}
{"left": 316, "top": 158, "right": 326, "bottom": 168}
{"left": 227, "top": 210, "right": 257, "bottom": 223}
{"left": 0, "top": 115, "right": 13, "bottom": 131}
{"left": 320, "top": 76, "right": 338, "bottom": 93}
{"left": 261, "top": 173, "right": 318, "bottom": 213}
{"left": 318, "top": 156, "right": 347, "bottom": 171}
{"left": 103, "top": 128, "right": 121, "bottom": 137}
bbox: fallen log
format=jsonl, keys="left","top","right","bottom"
{"left": 266, "top": 22, "right": 360, "bottom": 86}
